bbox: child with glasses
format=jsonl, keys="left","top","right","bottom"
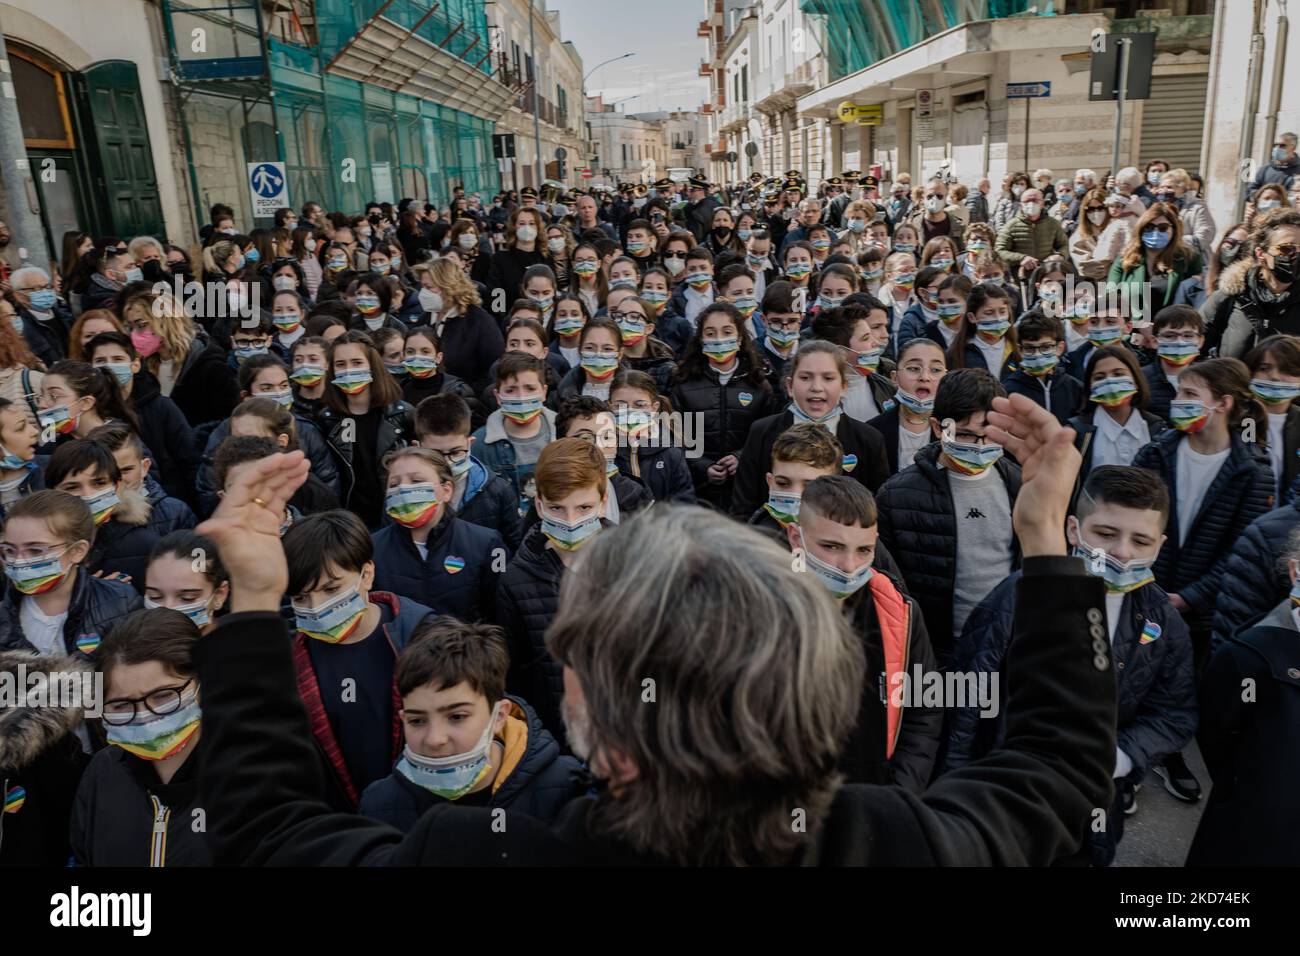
{"left": 72, "top": 607, "right": 211, "bottom": 865}
{"left": 1003, "top": 313, "right": 1084, "bottom": 424}
{"left": 1141, "top": 305, "right": 1205, "bottom": 421}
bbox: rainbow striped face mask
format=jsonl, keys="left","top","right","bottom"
{"left": 385, "top": 482, "right": 441, "bottom": 529}
{"left": 293, "top": 584, "right": 368, "bottom": 644}
{"left": 105, "top": 689, "right": 202, "bottom": 761}
{"left": 4, "top": 551, "right": 70, "bottom": 595}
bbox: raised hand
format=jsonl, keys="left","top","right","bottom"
{"left": 196, "top": 451, "right": 310, "bottom": 613}
{"left": 984, "top": 393, "right": 1080, "bottom": 558}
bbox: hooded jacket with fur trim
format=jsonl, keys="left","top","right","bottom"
{"left": 84, "top": 485, "right": 162, "bottom": 595}
{"left": 0, "top": 649, "right": 92, "bottom": 864}
{"left": 1203, "top": 258, "right": 1300, "bottom": 358}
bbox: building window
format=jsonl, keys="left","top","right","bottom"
{"left": 622, "top": 143, "right": 627, "bottom": 163}
{"left": 742, "top": 66, "right": 748, "bottom": 103}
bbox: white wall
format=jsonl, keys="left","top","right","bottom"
{"left": 0, "top": 0, "right": 188, "bottom": 243}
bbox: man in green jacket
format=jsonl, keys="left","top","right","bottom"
{"left": 995, "top": 188, "right": 1069, "bottom": 278}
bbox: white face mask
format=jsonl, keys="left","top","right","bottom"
{"left": 458, "top": 234, "right": 477, "bottom": 250}
{"left": 516, "top": 225, "right": 538, "bottom": 243}
{"left": 547, "top": 237, "right": 567, "bottom": 254}
{"left": 1087, "top": 210, "right": 1108, "bottom": 226}
{"left": 1022, "top": 202, "right": 1042, "bottom": 218}
{"left": 665, "top": 257, "right": 685, "bottom": 276}
{"left": 419, "top": 288, "right": 444, "bottom": 314}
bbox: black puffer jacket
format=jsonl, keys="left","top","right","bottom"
{"left": 130, "top": 369, "right": 200, "bottom": 505}
{"left": 615, "top": 432, "right": 696, "bottom": 505}
{"left": 875, "top": 442, "right": 1022, "bottom": 658}
{"left": 401, "top": 370, "right": 485, "bottom": 430}
{"left": 195, "top": 413, "right": 340, "bottom": 519}
{"left": 670, "top": 365, "right": 777, "bottom": 508}
{"left": 70, "top": 737, "right": 210, "bottom": 866}
{"left": 0, "top": 570, "right": 141, "bottom": 660}
{"left": 497, "top": 524, "right": 570, "bottom": 748}
{"left": 456, "top": 457, "right": 524, "bottom": 551}
{"left": 357, "top": 696, "right": 584, "bottom": 831}
{"left": 169, "top": 335, "right": 240, "bottom": 428}
{"left": 1188, "top": 602, "right": 1300, "bottom": 866}
{"left": 0, "top": 649, "right": 90, "bottom": 865}
{"left": 370, "top": 514, "right": 505, "bottom": 622}
{"left": 1211, "top": 497, "right": 1300, "bottom": 649}
{"left": 1131, "top": 431, "right": 1274, "bottom": 631}
{"left": 729, "top": 409, "right": 890, "bottom": 518}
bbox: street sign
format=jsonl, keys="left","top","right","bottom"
{"left": 915, "top": 90, "right": 934, "bottom": 141}
{"left": 1089, "top": 33, "right": 1155, "bottom": 101}
{"left": 855, "top": 103, "right": 883, "bottom": 126}
{"left": 745, "top": 141, "right": 759, "bottom": 158}
{"left": 247, "top": 161, "right": 288, "bottom": 217}
{"left": 1006, "top": 81, "right": 1051, "bottom": 99}
{"left": 555, "top": 147, "right": 568, "bottom": 160}
{"left": 837, "top": 100, "right": 857, "bottom": 122}
{"left": 492, "top": 134, "right": 517, "bottom": 160}
{"left": 581, "top": 169, "right": 593, "bottom": 179}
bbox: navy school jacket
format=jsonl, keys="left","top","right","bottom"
{"left": 370, "top": 513, "right": 506, "bottom": 623}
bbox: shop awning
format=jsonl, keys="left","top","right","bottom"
{"left": 796, "top": 13, "right": 1106, "bottom": 119}
{"left": 324, "top": 8, "right": 518, "bottom": 122}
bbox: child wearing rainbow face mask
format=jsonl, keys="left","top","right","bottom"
{"left": 398, "top": 325, "right": 481, "bottom": 420}
{"left": 949, "top": 284, "right": 1019, "bottom": 379}
{"left": 471, "top": 352, "right": 557, "bottom": 514}
{"left": 875, "top": 369, "right": 1021, "bottom": 664}
{"left": 47, "top": 439, "right": 160, "bottom": 594}
{"left": 369, "top": 447, "right": 505, "bottom": 623}
{"left": 496, "top": 438, "right": 610, "bottom": 746}
{"left": 785, "top": 476, "right": 942, "bottom": 791}
{"left": 1132, "top": 358, "right": 1274, "bottom": 678}
{"left": 808, "top": 299, "right": 898, "bottom": 423}
{"left": 743, "top": 421, "right": 843, "bottom": 543}
{"left": 1002, "top": 313, "right": 1084, "bottom": 425}
{"left": 284, "top": 510, "right": 437, "bottom": 808}
{"left": 357, "top": 617, "right": 583, "bottom": 831}
{"left": 669, "top": 304, "right": 776, "bottom": 510}
{"left": 1140, "top": 305, "right": 1205, "bottom": 422}
{"left": 557, "top": 319, "right": 623, "bottom": 403}
{"left": 71, "top": 607, "right": 212, "bottom": 865}
{"left": 0, "top": 397, "right": 42, "bottom": 522}
{"left": 1069, "top": 346, "right": 1168, "bottom": 481}
{"left": 949, "top": 465, "right": 1195, "bottom": 863}
{"left": 0, "top": 490, "right": 140, "bottom": 667}
{"left": 1245, "top": 333, "right": 1300, "bottom": 498}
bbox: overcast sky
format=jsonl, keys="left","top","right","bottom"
{"left": 548, "top": 0, "right": 710, "bottom": 113}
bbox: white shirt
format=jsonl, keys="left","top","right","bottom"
{"left": 1175, "top": 440, "right": 1231, "bottom": 545}
{"left": 414, "top": 540, "right": 428, "bottom": 562}
{"left": 560, "top": 344, "right": 579, "bottom": 369}
{"left": 936, "top": 320, "right": 959, "bottom": 348}
{"left": 578, "top": 289, "right": 600, "bottom": 316}
{"left": 1065, "top": 321, "right": 1089, "bottom": 353}
{"left": 898, "top": 424, "right": 930, "bottom": 470}
{"left": 973, "top": 337, "right": 1005, "bottom": 376}
{"left": 841, "top": 375, "right": 880, "bottom": 422}
{"left": 752, "top": 268, "right": 768, "bottom": 303}
{"left": 684, "top": 286, "right": 714, "bottom": 328}
{"left": 20, "top": 597, "right": 67, "bottom": 656}
{"left": 1268, "top": 410, "right": 1287, "bottom": 491}
{"left": 277, "top": 326, "right": 306, "bottom": 351}
{"left": 582, "top": 380, "right": 611, "bottom": 401}
{"left": 1104, "top": 591, "right": 1125, "bottom": 644}
{"left": 1091, "top": 406, "right": 1150, "bottom": 469}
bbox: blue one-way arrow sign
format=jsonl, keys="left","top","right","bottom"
{"left": 1006, "top": 81, "right": 1051, "bottom": 98}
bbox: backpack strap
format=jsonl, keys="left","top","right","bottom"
{"left": 21, "top": 368, "right": 39, "bottom": 423}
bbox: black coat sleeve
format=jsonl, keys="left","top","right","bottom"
{"left": 729, "top": 420, "right": 771, "bottom": 518}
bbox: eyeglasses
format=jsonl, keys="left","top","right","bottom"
{"left": 0, "top": 542, "right": 70, "bottom": 563}
{"left": 1019, "top": 345, "right": 1058, "bottom": 357}
{"left": 662, "top": 251, "right": 688, "bottom": 259}
{"left": 1146, "top": 223, "right": 1173, "bottom": 233}
{"left": 102, "top": 677, "right": 196, "bottom": 726}
{"left": 1271, "top": 243, "right": 1299, "bottom": 257}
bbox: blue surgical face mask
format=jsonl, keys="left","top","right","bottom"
{"left": 1251, "top": 378, "right": 1300, "bottom": 403}
{"left": 765, "top": 489, "right": 801, "bottom": 526}
{"left": 27, "top": 289, "right": 57, "bottom": 311}
{"left": 0, "top": 443, "right": 29, "bottom": 471}
{"left": 244, "top": 248, "right": 261, "bottom": 264}
{"left": 265, "top": 387, "right": 294, "bottom": 409}
{"left": 99, "top": 362, "right": 134, "bottom": 388}
{"left": 123, "top": 267, "right": 144, "bottom": 284}
{"left": 1141, "top": 228, "right": 1172, "bottom": 250}
{"left": 447, "top": 452, "right": 473, "bottom": 478}
{"left": 233, "top": 345, "right": 270, "bottom": 362}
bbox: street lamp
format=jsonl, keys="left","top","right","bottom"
{"left": 585, "top": 52, "right": 635, "bottom": 84}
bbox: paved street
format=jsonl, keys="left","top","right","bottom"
{"left": 1115, "top": 741, "right": 1208, "bottom": 867}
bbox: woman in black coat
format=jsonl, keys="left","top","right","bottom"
{"left": 411, "top": 260, "right": 504, "bottom": 394}
{"left": 669, "top": 302, "right": 777, "bottom": 511}
{"left": 730, "top": 340, "right": 890, "bottom": 518}
{"left": 71, "top": 608, "right": 211, "bottom": 865}
{"left": 486, "top": 207, "right": 549, "bottom": 316}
